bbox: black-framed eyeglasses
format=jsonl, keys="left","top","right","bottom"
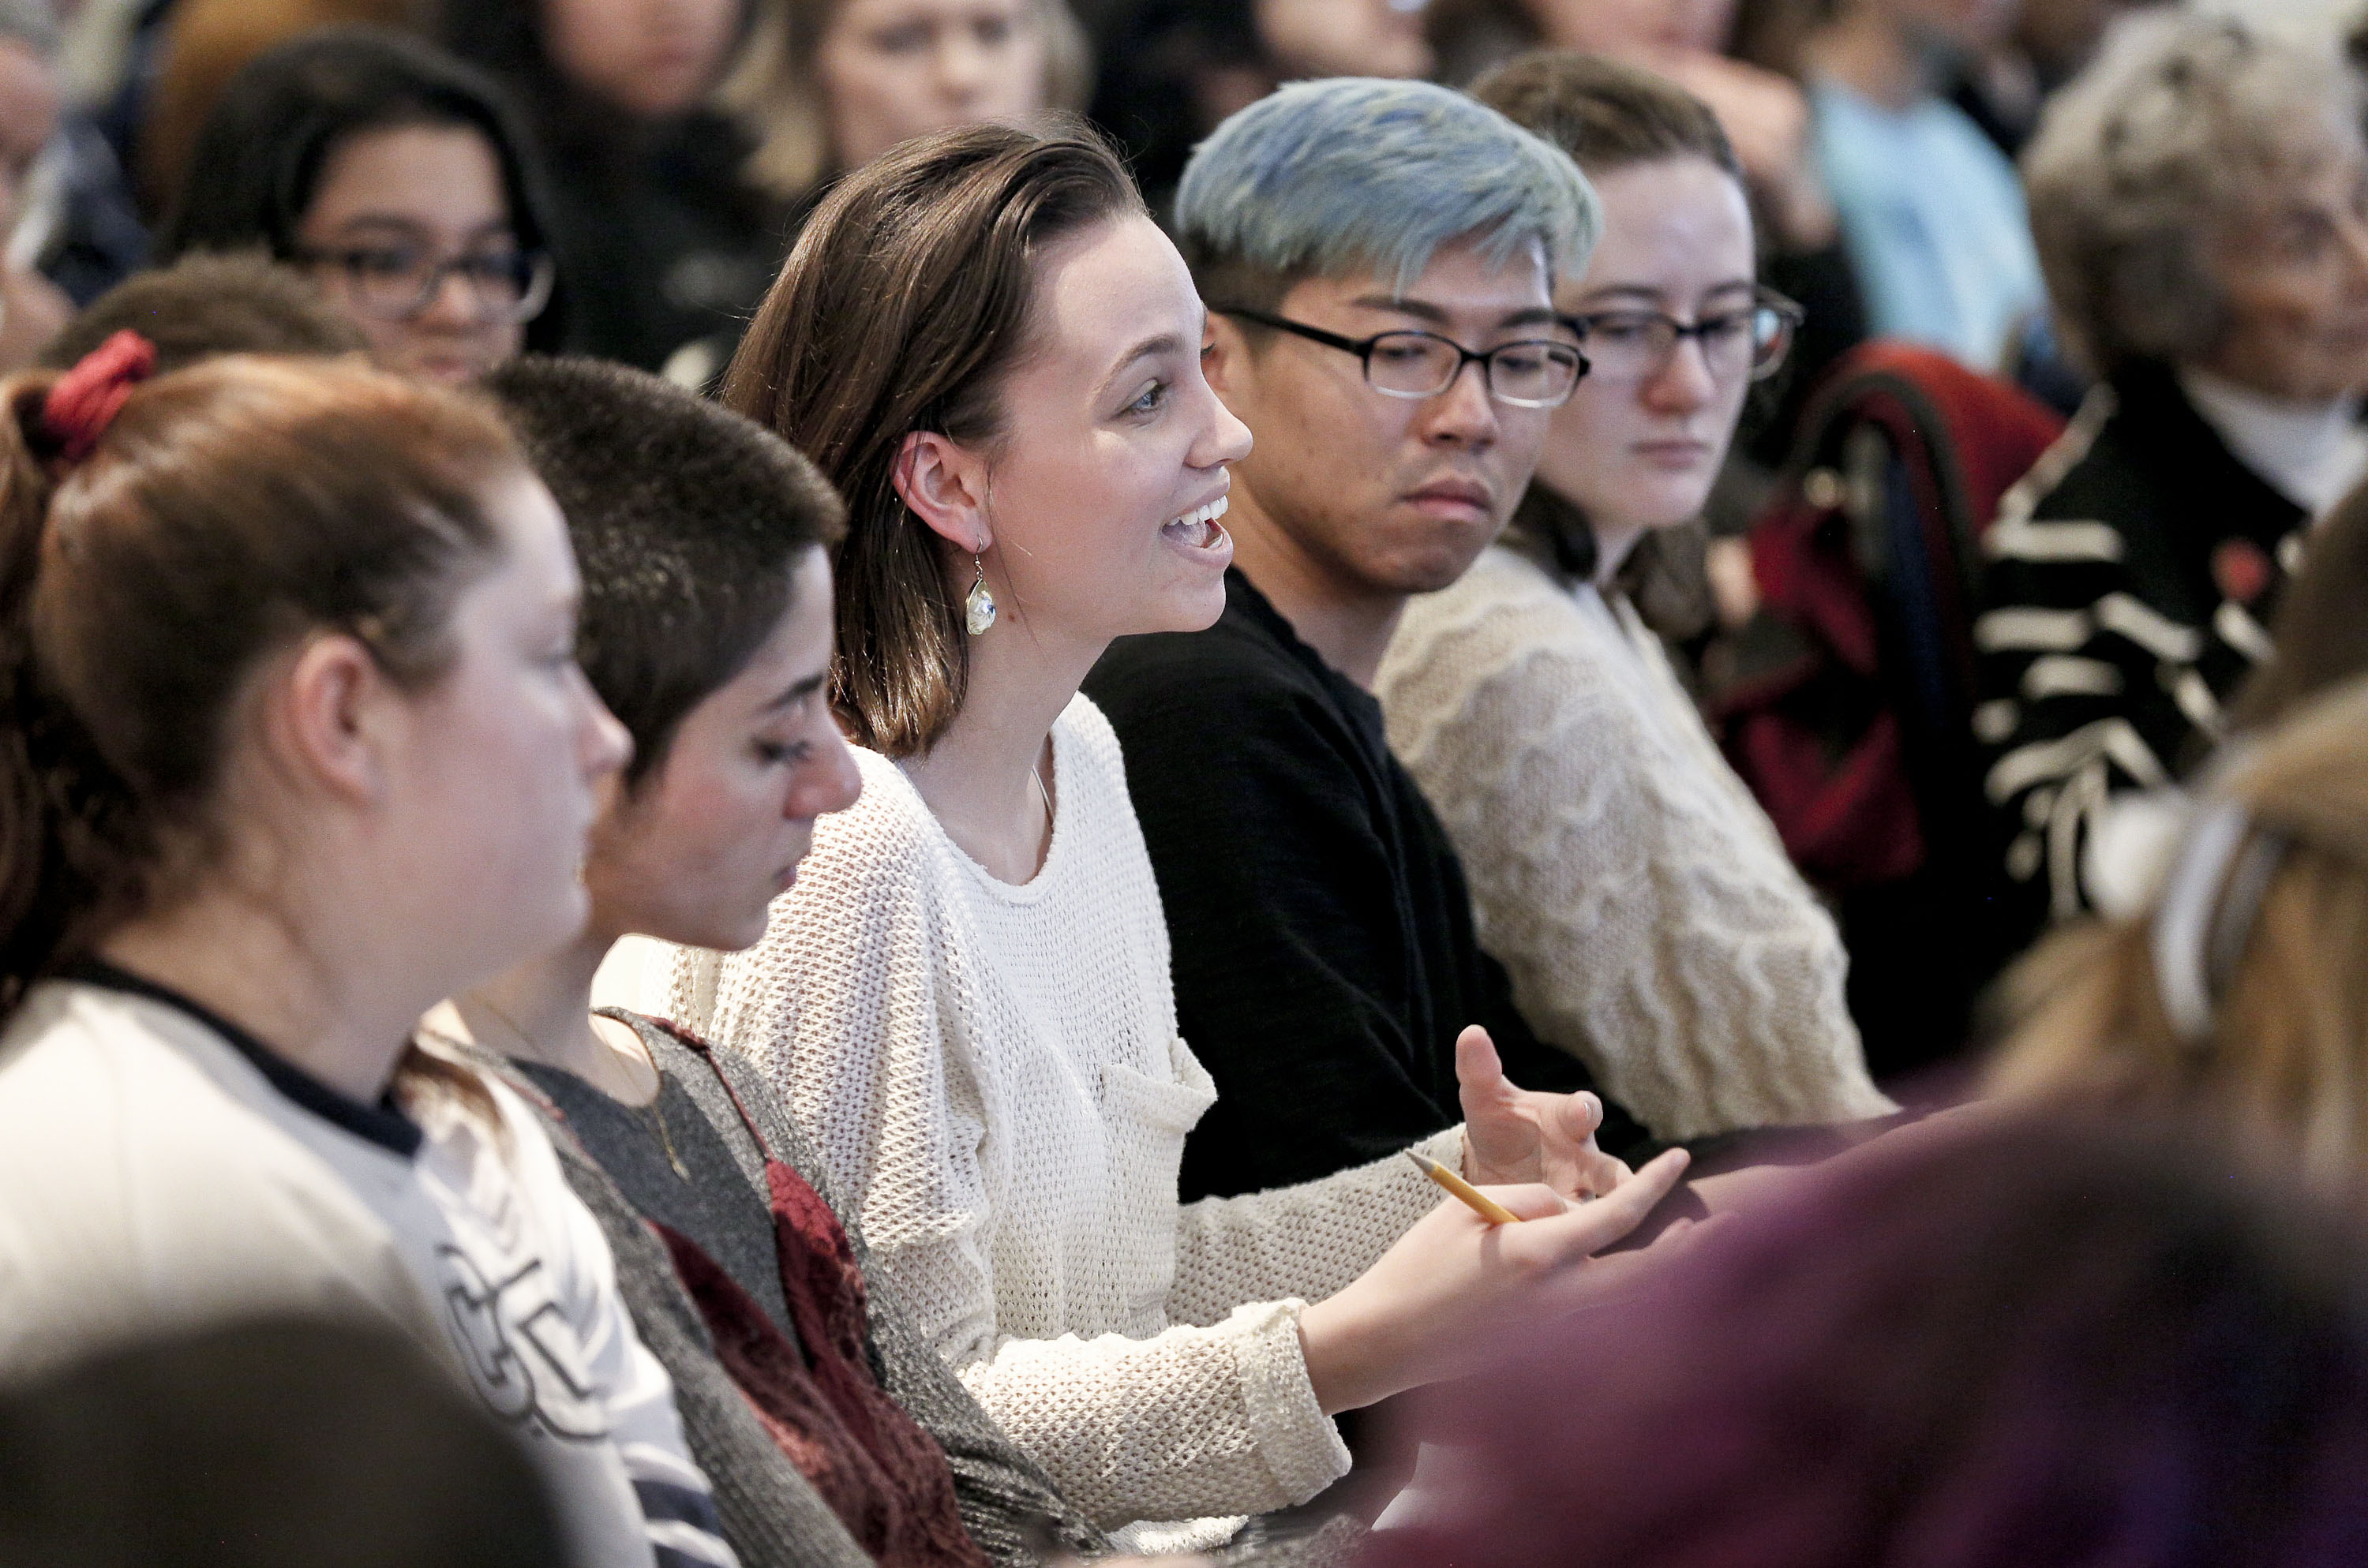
{"left": 1561, "top": 287, "right": 1804, "bottom": 385}
{"left": 296, "top": 244, "right": 556, "bottom": 326}
{"left": 1214, "top": 306, "right": 1589, "bottom": 408}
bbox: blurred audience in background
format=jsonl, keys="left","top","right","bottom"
{"left": 0, "top": 0, "right": 70, "bottom": 371}
{"left": 1361, "top": 1113, "right": 2368, "bottom": 1568}
{"left": 129, "top": 0, "right": 430, "bottom": 219}
{"left": 1797, "top": 0, "right": 2045, "bottom": 372}
{"left": 442, "top": 0, "right": 782, "bottom": 377}
{"left": 1379, "top": 51, "right": 1892, "bottom": 1142}
{"left": 1088, "top": 0, "right": 1430, "bottom": 208}
{"left": 0, "top": 1316, "right": 568, "bottom": 1568}
{"left": 720, "top": 0, "right": 1085, "bottom": 217}
{"left": 155, "top": 28, "right": 562, "bottom": 383}
{"left": 1975, "top": 13, "right": 2368, "bottom": 952}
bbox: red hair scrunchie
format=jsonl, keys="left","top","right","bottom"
{"left": 40, "top": 329, "right": 159, "bottom": 465}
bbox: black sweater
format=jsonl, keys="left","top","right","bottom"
{"left": 1085, "top": 570, "right": 1658, "bottom": 1201}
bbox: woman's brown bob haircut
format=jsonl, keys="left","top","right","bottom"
{"left": 723, "top": 118, "right": 1145, "bottom": 760}
{"left": 0, "top": 354, "right": 519, "bottom": 1007}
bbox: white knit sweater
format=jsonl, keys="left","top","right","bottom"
{"left": 1377, "top": 546, "right": 1894, "bottom": 1140}
{"left": 665, "top": 696, "right": 1455, "bottom": 1544}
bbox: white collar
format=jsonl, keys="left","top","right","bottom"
{"left": 2176, "top": 365, "right": 2368, "bottom": 519}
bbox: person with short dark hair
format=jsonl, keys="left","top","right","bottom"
{"left": 1082, "top": 78, "right": 1665, "bottom": 1200}
{"left": 429, "top": 354, "right": 1103, "bottom": 1568}
{"left": 39, "top": 251, "right": 369, "bottom": 372}
{"left": 158, "top": 27, "right": 564, "bottom": 383}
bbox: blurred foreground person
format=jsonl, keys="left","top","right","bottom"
{"left": 1361, "top": 1112, "right": 2368, "bottom": 1568}
{"left": 159, "top": 28, "right": 563, "bottom": 383}
{"left": 1991, "top": 673, "right": 2368, "bottom": 1198}
{"left": 0, "top": 342, "right": 733, "bottom": 1566}
{"left": 1976, "top": 14, "right": 2368, "bottom": 945}
{"left": 0, "top": 1315, "right": 565, "bottom": 1568}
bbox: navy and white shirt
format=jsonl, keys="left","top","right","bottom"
{"left": 0, "top": 967, "right": 737, "bottom": 1568}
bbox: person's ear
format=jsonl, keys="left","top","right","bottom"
{"left": 261, "top": 631, "right": 397, "bottom": 807}
{"left": 892, "top": 429, "right": 993, "bottom": 554}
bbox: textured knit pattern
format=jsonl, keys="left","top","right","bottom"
{"left": 1378, "top": 548, "right": 1894, "bottom": 1140}
{"left": 667, "top": 697, "right": 1454, "bottom": 1540}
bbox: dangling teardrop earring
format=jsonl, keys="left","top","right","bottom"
{"left": 965, "top": 553, "right": 998, "bottom": 635}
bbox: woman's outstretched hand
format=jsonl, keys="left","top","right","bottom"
{"left": 1297, "top": 1145, "right": 1693, "bottom": 1413}
{"left": 1455, "top": 1024, "right": 1633, "bottom": 1199}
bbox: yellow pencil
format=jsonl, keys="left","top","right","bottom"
{"left": 1407, "top": 1149, "right": 1523, "bottom": 1225}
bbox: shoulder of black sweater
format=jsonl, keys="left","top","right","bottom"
{"left": 2046, "top": 362, "right": 2307, "bottom": 549}
{"left": 1086, "top": 569, "right": 1388, "bottom": 774}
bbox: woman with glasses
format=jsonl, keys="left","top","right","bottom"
{"left": 1377, "top": 51, "right": 1893, "bottom": 1143}
{"left": 156, "top": 28, "right": 563, "bottom": 384}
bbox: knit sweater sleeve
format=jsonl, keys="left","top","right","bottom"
{"left": 699, "top": 767, "right": 1351, "bottom": 1532}
{"left": 1379, "top": 556, "right": 1892, "bottom": 1140}
{"left": 1167, "top": 1128, "right": 1462, "bottom": 1327}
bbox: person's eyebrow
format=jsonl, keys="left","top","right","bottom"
{"left": 759, "top": 668, "right": 830, "bottom": 712}
{"left": 1099, "top": 331, "right": 1186, "bottom": 398}
{"left": 1346, "top": 294, "right": 1561, "bottom": 332}
{"left": 324, "top": 213, "right": 437, "bottom": 235}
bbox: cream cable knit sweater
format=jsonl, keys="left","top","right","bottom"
{"left": 666, "top": 696, "right": 1456, "bottom": 1545}
{"left": 1378, "top": 547, "right": 1894, "bottom": 1140}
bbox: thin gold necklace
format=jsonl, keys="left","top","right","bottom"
{"left": 478, "top": 995, "right": 690, "bottom": 1181}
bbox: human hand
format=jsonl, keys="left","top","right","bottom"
{"left": 1298, "top": 1146, "right": 1692, "bottom": 1413}
{"left": 1456, "top": 1024, "right": 1632, "bottom": 1200}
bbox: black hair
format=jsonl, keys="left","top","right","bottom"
{"left": 155, "top": 26, "right": 568, "bottom": 354}
{"left": 40, "top": 253, "right": 371, "bottom": 374}
{"left": 481, "top": 355, "right": 846, "bottom": 786}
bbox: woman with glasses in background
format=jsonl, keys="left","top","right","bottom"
{"left": 1378, "top": 51, "right": 1894, "bottom": 1143}
{"left": 156, "top": 27, "right": 562, "bottom": 384}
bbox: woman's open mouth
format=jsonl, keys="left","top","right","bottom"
{"left": 1161, "top": 494, "right": 1231, "bottom": 548}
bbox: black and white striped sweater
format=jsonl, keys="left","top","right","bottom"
{"left": 1971, "top": 361, "right": 2309, "bottom": 952}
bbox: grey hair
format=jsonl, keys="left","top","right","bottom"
{"left": 1174, "top": 76, "right": 1600, "bottom": 298}
{"left": 2023, "top": 11, "right": 2362, "bottom": 376}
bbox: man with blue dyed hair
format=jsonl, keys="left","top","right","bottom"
{"left": 1085, "top": 78, "right": 1668, "bottom": 1204}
